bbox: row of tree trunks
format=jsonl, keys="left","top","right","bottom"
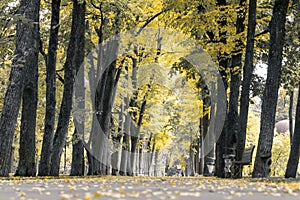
{"left": 50, "top": 0, "right": 86, "bottom": 176}
{"left": 252, "top": 0, "right": 289, "bottom": 178}
{"left": 86, "top": 5, "right": 121, "bottom": 174}
{"left": 0, "top": 0, "right": 40, "bottom": 177}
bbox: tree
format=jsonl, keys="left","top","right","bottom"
{"left": 39, "top": 0, "right": 61, "bottom": 176}
{"left": 285, "top": 85, "right": 300, "bottom": 178}
{"left": 70, "top": 0, "right": 86, "bottom": 176}
{"left": 0, "top": 0, "right": 40, "bottom": 177}
{"left": 214, "top": 0, "right": 230, "bottom": 178}
{"left": 236, "top": 0, "right": 257, "bottom": 178}
{"left": 70, "top": 2, "right": 85, "bottom": 176}
{"left": 15, "top": 0, "right": 41, "bottom": 175}
{"left": 285, "top": 0, "right": 300, "bottom": 179}
{"left": 252, "top": 0, "right": 289, "bottom": 178}
{"left": 228, "top": 0, "right": 247, "bottom": 178}
{"left": 50, "top": 0, "right": 86, "bottom": 176}
{"left": 281, "top": 0, "right": 300, "bottom": 144}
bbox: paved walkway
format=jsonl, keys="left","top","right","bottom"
{"left": 0, "top": 176, "right": 299, "bottom": 200}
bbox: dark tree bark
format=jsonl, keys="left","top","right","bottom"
{"left": 15, "top": 47, "right": 39, "bottom": 176}
{"left": 85, "top": 3, "right": 103, "bottom": 175}
{"left": 227, "top": 0, "right": 246, "bottom": 179}
{"left": 228, "top": 0, "right": 246, "bottom": 146}
{"left": 203, "top": 103, "right": 215, "bottom": 176}
{"left": 252, "top": 0, "right": 289, "bottom": 178}
{"left": 96, "top": 63, "right": 117, "bottom": 175}
{"left": 289, "top": 90, "right": 294, "bottom": 143}
{"left": 235, "top": 0, "right": 257, "bottom": 178}
{"left": 70, "top": 130, "right": 85, "bottom": 176}
{"left": 0, "top": 0, "right": 40, "bottom": 177}
{"left": 200, "top": 111, "right": 209, "bottom": 175}
{"left": 202, "top": 83, "right": 217, "bottom": 176}
{"left": 285, "top": 84, "right": 300, "bottom": 178}
{"left": 214, "top": 0, "right": 230, "bottom": 179}
{"left": 199, "top": 86, "right": 210, "bottom": 175}
{"left": 70, "top": 0, "right": 86, "bottom": 176}
{"left": 50, "top": 0, "right": 86, "bottom": 176}
{"left": 15, "top": 0, "right": 41, "bottom": 176}
{"left": 215, "top": 74, "right": 229, "bottom": 178}
{"left": 39, "top": 0, "right": 61, "bottom": 176}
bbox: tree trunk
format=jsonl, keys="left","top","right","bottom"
{"left": 204, "top": 87, "right": 216, "bottom": 176}
{"left": 119, "top": 95, "right": 131, "bottom": 176}
{"left": 228, "top": 0, "right": 246, "bottom": 179}
{"left": 237, "top": 0, "right": 257, "bottom": 177}
{"left": 85, "top": 54, "right": 101, "bottom": 175}
{"left": 93, "top": 37, "right": 120, "bottom": 174}
{"left": 285, "top": 84, "right": 300, "bottom": 178}
{"left": 149, "top": 137, "right": 156, "bottom": 176}
{"left": 200, "top": 91, "right": 209, "bottom": 175}
{"left": 39, "top": 0, "right": 61, "bottom": 176}
{"left": 71, "top": 61, "right": 86, "bottom": 177}
{"left": 285, "top": 1, "right": 300, "bottom": 179}
{"left": 129, "top": 55, "right": 139, "bottom": 176}
{"left": 70, "top": 0, "right": 85, "bottom": 176}
{"left": 189, "top": 145, "right": 195, "bottom": 176}
{"left": 87, "top": 152, "right": 101, "bottom": 175}
{"left": 15, "top": 56, "right": 39, "bottom": 176}
{"left": 50, "top": 0, "right": 86, "bottom": 176}
{"left": 16, "top": 0, "right": 41, "bottom": 175}
{"left": 119, "top": 132, "right": 129, "bottom": 176}
{"left": 215, "top": 62, "right": 229, "bottom": 178}
{"left": 0, "top": 0, "right": 40, "bottom": 177}
{"left": 70, "top": 129, "right": 85, "bottom": 176}
{"left": 111, "top": 100, "right": 125, "bottom": 175}
{"left": 214, "top": 0, "right": 230, "bottom": 178}
{"left": 252, "top": 0, "right": 289, "bottom": 178}
{"left": 215, "top": 117, "right": 228, "bottom": 178}
{"left": 130, "top": 86, "right": 149, "bottom": 176}
{"left": 92, "top": 9, "right": 121, "bottom": 175}
{"left": 194, "top": 138, "right": 200, "bottom": 174}
{"left": 289, "top": 90, "right": 294, "bottom": 144}
{"left": 199, "top": 132, "right": 204, "bottom": 175}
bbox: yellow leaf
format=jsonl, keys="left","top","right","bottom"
{"left": 94, "top": 191, "right": 102, "bottom": 198}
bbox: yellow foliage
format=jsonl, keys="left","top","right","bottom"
{"left": 271, "top": 133, "right": 290, "bottom": 177}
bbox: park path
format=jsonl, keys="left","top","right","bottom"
{"left": 0, "top": 176, "right": 299, "bottom": 200}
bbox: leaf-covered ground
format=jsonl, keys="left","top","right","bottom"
{"left": 0, "top": 176, "right": 299, "bottom": 200}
